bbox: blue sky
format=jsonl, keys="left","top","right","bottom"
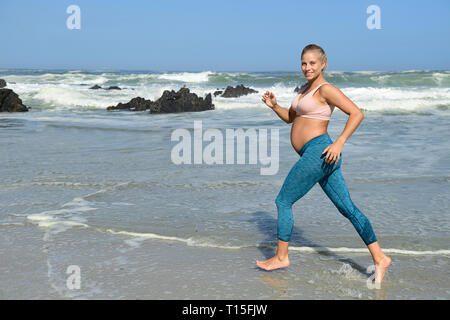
{"left": 1, "top": 0, "right": 449, "bottom": 71}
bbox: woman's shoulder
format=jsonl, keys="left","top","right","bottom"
{"left": 321, "top": 81, "right": 335, "bottom": 88}
{"left": 319, "top": 81, "right": 340, "bottom": 93}
{"left": 318, "top": 82, "right": 346, "bottom": 104}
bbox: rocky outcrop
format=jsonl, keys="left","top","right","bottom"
{"left": 106, "top": 86, "right": 121, "bottom": 90}
{"left": 220, "top": 84, "right": 258, "bottom": 98}
{"left": 0, "top": 89, "right": 29, "bottom": 112}
{"left": 107, "top": 97, "right": 153, "bottom": 111}
{"left": 149, "top": 87, "right": 214, "bottom": 113}
{"left": 0, "top": 79, "right": 6, "bottom": 88}
{"left": 294, "top": 83, "right": 307, "bottom": 93}
{"left": 90, "top": 84, "right": 122, "bottom": 90}
{"left": 107, "top": 87, "right": 214, "bottom": 113}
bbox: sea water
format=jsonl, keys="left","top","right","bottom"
{"left": 0, "top": 69, "right": 449, "bottom": 299}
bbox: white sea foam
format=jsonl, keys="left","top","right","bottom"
{"left": 82, "top": 181, "right": 138, "bottom": 199}
{"left": 431, "top": 72, "right": 450, "bottom": 86}
{"left": 27, "top": 212, "right": 88, "bottom": 236}
{"left": 156, "top": 71, "right": 214, "bottom": 83}
{"left": 91, "top": 71, "right": 216, "bottom": 83}
{"left": 26, "top": 83, "right": 212, "bottom": 111}
{"left": 2, "top": 73, "right": 109, "bottom": 86}
{"left": 24, "top": 201, "right": 450, "bottom": 256}
{"left": 0, "top": 222, "right": 24, "bottom": 227}
{"left": 35, "top": 220, "right": 88, "bottom": 229}
{"left": 4, "top": 69, "right": 449, "bottom": 113}
{"left": 4, "top": 181, "right": 105, "bottom": 189}
{"left": 339, "top": 86, "right": 450, "bottom": 112}
{"left": 104, "top": 229, "right": 450, "bottom": 256}
{"left": 289, "top": 246, "right": 450, "bottom": 256}
{"left": 26, "top": 196, "right": 96, "bottom": 231}
{"left": 107, "top": 229, "right": 190, "bottom": 243}
{"left": 106, "top": 229, "right": 243, "bottom": 250}
{"left": 212, "top": 84, "right": 450, "bottom": 112}
{"left": 31, "top": 86, "right": 120, "bottom": 109}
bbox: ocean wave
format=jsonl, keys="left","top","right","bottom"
{"left": 3, "top": 69, "right": 450, "bottom": 86}
{"left": 157, "top": 71, "right": 215, "bottom": 83}
{"left": 2, "top": 181, "right": 106, "bottom": 189}
{"left": 26, "top": 196, "right": 96, "bottom": 232}
{"left": 96, "top": 71, "right": 216, "bottom": 84}
{"left": 350, "top": 175, "right": 450, "bottom": 184}
{"left": 2, "top": 69, "right": 449, "bottom": 114}
{"left": 104, "top": 71, "right": 217, "bottom": 84}
{"left": 23, "top": 215, "right": 450, "bottom": 257}
{"left": 31, "top": 87, "right": 118, "bottom": 109}
{"left": 288, "top": 246, "right": 450, "bottom": 256}
{"left": 106, "top": 229, "right": 244, "bottom": 250}
{"left": 202, "top": 180, "right": 274, "bottom": 188}
{"left": 23, "top": 194, "right": 450, "bottom": 256}
{"left": 211, "top": 85, "right": 450, "bottom": 114}
{"left": 82, "top": 181, "right": 143, "bottom": 199}
{"left": 105, "top": 229, "right": 450, "bottom": 256}
{"left": 337, "top": 86, "right": 450, "bottom": 113}
{"left": 45, "top": 124, "right": 166, "bottom": 133}
{"left": 2, "top": 73, "right": 110, "bottom": 86}
{"left": 27, "top": 212, "right": 89, "bottom": 231}
{"left": 327, "top": 70, "right": 450, "bottom": 87}
{"left": 0, "top": 222, "right": 25, "bottom": 227}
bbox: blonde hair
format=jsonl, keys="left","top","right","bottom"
{"left": 301, "top": 44, "right": 327, "bottom": 72}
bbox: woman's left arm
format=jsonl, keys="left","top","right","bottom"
{"left": 319, "top": 85, "right": 365, "bottom": 164}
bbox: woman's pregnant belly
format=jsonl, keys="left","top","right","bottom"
{"left": 290, "top": 116, "right": 330, "bottom": 153}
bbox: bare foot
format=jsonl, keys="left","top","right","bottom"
{"left": 374, "top": 255, "right": 391, "bottom": 284}
{"left": 256, "top": 255, "right": 290, "bottom": 271}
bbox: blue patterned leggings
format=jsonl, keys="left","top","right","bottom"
{"left": 275, "top": 134, "right": 377, "bottom": 245}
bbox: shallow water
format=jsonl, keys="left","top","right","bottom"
{"left": 0, "top": 69, "right": 449, "bottom": 299}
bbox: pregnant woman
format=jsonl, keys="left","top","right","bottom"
{"left": 257, "top": 44, "right": 391, "bottom": 284}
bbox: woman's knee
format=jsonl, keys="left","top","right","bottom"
{"left": 275, "top": 193, "right": 292, "bottom": 208}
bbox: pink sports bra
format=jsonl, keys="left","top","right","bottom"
{"left": 291, "top": 82, "right": 335, "bottom": 120}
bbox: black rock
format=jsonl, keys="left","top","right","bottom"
{"left": 0, "top": 79, "right": 6, "bottom": 88}
{"left": 90, "top": 85, "right": 102, "bottom": 89}
{"left": 213, "top": 90, "right": 223, "bottom": 97}
{"left": 149, "top": 87, "right": 214, "bottom": 113}
{"left": 0, "top": 89, "right": 29, "bottom": 112}
{"left": 220, "top": 84, "right": 258, "bottom": 98}
{"left": 107, "top": 97, "right": 153, "bottom": 111}
{"left": 106, "top": 86, "right": 121, "bottom": 90}
{"left": 294, "top": 83, "right": 308, "bottom": 93}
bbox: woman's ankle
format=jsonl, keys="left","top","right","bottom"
{"left": 276, "top": 239, "right": 289, "bottom": 259}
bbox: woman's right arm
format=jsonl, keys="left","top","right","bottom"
{"left": 271, "top": 104, "right": 295, "bottom": 124}
{"left": 262, "top": 91, "right": 295, "bottom": 124}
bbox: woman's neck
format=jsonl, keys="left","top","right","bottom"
{"left": 307, "top": 76, "right": 327, "bottom": 88}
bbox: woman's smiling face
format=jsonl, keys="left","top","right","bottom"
{"left": 301, "top": 50, "right": 326, "bottom": 80}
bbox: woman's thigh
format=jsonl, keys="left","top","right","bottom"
{"left": 318, "top": 167, "right": 354, "bottom": 216}
{"left": 276, "top": 151, "right": 326, "bottom": 205}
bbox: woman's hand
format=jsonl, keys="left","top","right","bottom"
{"left": 262, "top": 91, "right": 277, "bottom": 108}
{"left": 322, "top": 141, "right": 343, "bottom": 164}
